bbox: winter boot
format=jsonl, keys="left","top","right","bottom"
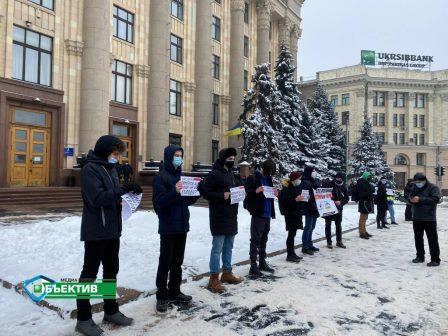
{"left": 169, "top": 292, "right": 193, "bottom": 304}
{"left": 156, "top": 299, "right": 169, "bottom": 313}
{"left": 286, "top": 254, "right": 301, "bottom": 263}
{"left": 103, "top": 311, "right": 134, "bottom": 326}
{"left": 75, "top": 319, "right": 104, "bottom": 336}
{"left": 302, "top": 248, "right": 314, "bottom": 255}
{"left": 412, "top": 257, "right": 424, "bottom": 263}
{"left": 207, "top": 274, "right": 226, "bottom": 293}
{"left": 249, "top": 261, "right": 263, "bottom": 277}
{"left": 366, "top": 232, "right": 373, "bottom": 237}
{"left": 360, "top": 234, "right": 370, "bottom": 240}
{"left": 391, "top": 221, "right": 398, "bottom": 225}
{"left": 382, "top": 225, "right": 390, "bottom": 229}
{"left": 259, "top": 259, "right": 275, "bottom": 273}
{"left": 327, "top": 242, "right": 333, "bottom": 249}
{"left": 427, "top": 261, "right": 440, "bottom": 267}
{"left": 336, "top": 242, "right": 346, "bottom": 249}
{"left": 221, "top": 271, "right": 243, "bottom": 284}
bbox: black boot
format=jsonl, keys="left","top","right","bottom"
{"left": 259, "top": 259, "right": 275, "bottom": 273}
{"left": 336, "top": 242, "right": 346, "bottom": 249}
{"left": 169, "top": 292, "right": 192, "bottom": 304}
{"left": 382, "top": 225, "right": 390, "bottom": 229}
{"left": 286, "top": 254, "right": 301, "bottom": 263}
{"left": 156, "top": 299, "right": 170, "bottom": 313}
{"left": 249, "top": 261, "right": 263, "bottom": 277}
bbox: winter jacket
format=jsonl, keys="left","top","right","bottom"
{"left": 322, "top": 180, "right": 349, "bottom": 220}
{"left": 244, "top": 171, "right": 276, "bottom": 219}
{"left": 80, "top": 150, "right": 125, "bottom": 241}
{"left": 375, "top": 182, "right": 388, "bottom": 209}
{"left": 409, "top": 181, "right": 441, "bottom": 222}
{"left": 279, "top": 179, "right": 302, "bottom": 218}
{"left": 152, "top": 145, "right": 199, "bottom": 235}
{"left": 201, "top": 150, "right": 242, "bottom": 236}
{"left": 300, "top": 166, "right": 320, "bottom": 218}
{"left": 356, "top": 178, "right": 374, "bottom": 214}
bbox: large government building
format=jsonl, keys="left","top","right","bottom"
{"left": 298, "top": 65, "right": 448, "bottom": 190}
{"left": 0, "top": 0, "right": 303, "bottom": 187}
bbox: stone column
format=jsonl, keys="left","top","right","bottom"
{"left": 79, "top": 0, "right": 111, "bottom": 153}
{"left": 407, "top": 92, "right": 416, "bottom": 144}
{"left": 386, "top": 92, "right": 395, "bottom": 145}
{"left": 278, "top": 16, "right": 291, "bottom": 49}
{"left": 427, "top": 93, "right": 435, "bottom": 145}
{"left": 256, "top": 0, "right": 270, "bottom": 65}
{"left": 184, "top": 82, "right": 197, "bottom": 169}
{"left": 229, "top": 0, "right": 245, "bottom": 150}
{"left": 147, "top": 0, "right": 171, "bottom": 161}
{"left": 290, "top": 25, "right": 301, "bottom": 80}
{"left": 194, "top": 0, "right": 213, "bottom": 164}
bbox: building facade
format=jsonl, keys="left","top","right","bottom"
{"left": 298, "top": 65, "right": 448, "bottom": 190}
{"left": 0, "top": 0, "right": 303, "bottom": 187}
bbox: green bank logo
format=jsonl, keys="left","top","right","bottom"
{"left": 361, "top": 50, "right": 376, "bottom": 65}
{"left": 22, "top": 275, "right": 116, "bottom": 302}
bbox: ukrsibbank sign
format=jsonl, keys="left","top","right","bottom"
{"left": 361, "top": 50, "right": 433, "bottom": 69}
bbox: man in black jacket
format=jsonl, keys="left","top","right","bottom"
{"left": 409, "top": 173, "right": 441, "bottom": 267}
{"left": 323, "top": 173, "right": 349, "bottom": 249}
{"left": 201, "top": 148, "right": 243, "bottom": 293}
{"left": 245, "top": 159, "right": 278, "bottom": 276}
{"left": 356, "top": 172, "right": 374, "bottom": 240}
{"left": 76, "top": 135, "right": 142, "bottom": 336}
{"left": 375, "top": 177, "right": 390, "bottom": 230}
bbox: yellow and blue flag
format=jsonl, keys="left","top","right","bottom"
{"left": 225, "top": 122, "right": 242, "bottom": 137}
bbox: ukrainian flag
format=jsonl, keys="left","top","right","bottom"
{"left": 225, "top": 122, "right": 242, "bottom": 137}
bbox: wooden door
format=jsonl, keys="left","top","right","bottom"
{"left": 28, "top": 128, "right": 50, "bottom": 186}
{"left": 9, "top": 126, "right": 29, "bottom": 186}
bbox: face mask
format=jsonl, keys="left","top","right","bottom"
{"left": 225, "top": 160, "right": 235, "bottom": 169}
{"left": 108, "top": 155, "right": 118, "bottom": 164}
{"left": 292, "top": 179, "right": 301, "bottom": 187}
{"left": 173, "top": 156, "right": 183, "bottom": 168}
{"left": 335, "top": 180, "right": 343, "bottom": 186}
{"left": 311, "top": 171, "right": 318, "bottom": 178}
{"left": 416, "top": 181, "right": 426, "bottom": 188}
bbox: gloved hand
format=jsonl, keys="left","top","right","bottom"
{"left": 123, "top": 182, "right": 143, "bottom": 195}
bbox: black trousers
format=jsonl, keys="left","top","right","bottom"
{"left": 325, "top": 215, "right": 342, "bottom": 244}
{"left": 413, "top": 221, "right": 440, "bottom": 263}
{"left": 376, "top": 205, "right": 387, "bottom": 227}
{"left": 77, "top": 238, "right": 120, "bottom": 321}
{"left": 155, "top": 233, "right": 187, "bottom": 300}
{"left": 286, "top": 229, "right": 297, "bottom": 256}
{"left": 250, "top": 216, "right": 271, "bottom": 262}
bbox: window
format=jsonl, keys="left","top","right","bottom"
{"left": 29, "top": 0, "right": 54, "bottom": 10}
{"left": 413, "top": 114, "right": 418, "bottom": 127}
{"left": 212, "top": 140, "right": 219, "bottom": 163}
{"left": 378, "top": 113, "right": 385, "bottom": 126}
{"left": 419, "top": 134, "right": 425, "bottom": 145}
{"left": 375, "top": 132, "right": 385, "bottom": 144}
{"left": 373, "top": 113, "right": 378, "bottom": 126}
{"left": 416, "top": 153, "right": 425, "bottom": 166}
{"left": 393, "top": 114, "right": 398, "bottom": 127}
{"left": 212, "top": 16, "right": 221, "bottom": 41}
{"left": 413, "top": 133, "right": 418, "bottom": 145}
{"left": 399, "top": 133, "right": 405, "bottom": 145}
{"left": 399, "top": 114, "right": 405, "bottom": 127}
{"left": 330, "top": 95, "right": 338, "bottom": 106}
{"left": 419, "top": 115, "right": 425, "bottom": 128}
{"left": 212, "top": 54, "right": 220, "bottom": 80}
{"left": 112, "top": 60, "right": 133, "bottom": 105}
{"left": 212, "top": 94, "right": 220, "bottom": 125}
{"left": 373, "top": 91, "right": 385, "bottom": 106}
{"left": 415, "top": 94, "right": 425, "bottom": 108}
{"left": 12, "top": 26, "right": 52, "bottom": 86}
{"left": 341, "top": 93, "right": 350, "bottom": 105}
{"left": 244, "top": 70, "right": 249, "bottom": 90}
{"left": 393, "top": 133, "right": 398, "bottom": 144}
{"left": 169, "top": 79, "right": 182, "bottom": 116}
{"left": 169, "top": 133, "right": 182, "bottom": 147}
{"left": 341, "top": 111, "right": 349, "bottom": 125}
{"left": 244, "top": 35, "right": 249, "bottom": 58}
{"left": 394, "top": 154, "right": 407, "bottom": 165}
{"left": 244, "top": 2, "right": 249, "bottom": 23}
{"left": 171, "top": 0, "right": 183, "bottom": 20}
{"left": 170, "top": 34, "right": 183, "bottom": 64}
{"left": 394, "top": 92, "right": 405, "bottom": 107}
{"left": 113, "top": 6, "right": 134, "bottom": 43}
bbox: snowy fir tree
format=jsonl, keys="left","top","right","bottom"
{"left": 308, "top": 84, "right": 346, "bottom": 177}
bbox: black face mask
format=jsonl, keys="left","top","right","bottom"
{"left": 225, "top": 160, "right": 235, "bottom": 169}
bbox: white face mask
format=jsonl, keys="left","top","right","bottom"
{"left": 311, "top": 171, "right": 318, "bottom": 179}
{"left": 292, "top": 179, "right": 301, "bottom": 187}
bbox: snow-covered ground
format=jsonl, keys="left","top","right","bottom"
{"left": 1, "top": 204, "right": 447, "bottom": 335}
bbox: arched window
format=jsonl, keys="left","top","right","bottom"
{"left": 394, "top": 154, "right": 408, "bottom": 165}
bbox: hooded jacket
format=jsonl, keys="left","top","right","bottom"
{"left": 244, "top": 170, "right": 276, "bottom": 219}
{"left": 279, "top": 178, "right": 302, "bottom": 218}
{"left": 152, "top": 145, "right": 199, "bottom": 235}
{"left": 356, "top": 177, "right": 375, "bottom": 214}
{"left": 409, "top": 176, "right": 441, "bottom": 222}
{"left": 201, "top": 148, "right": 242, "bottom": 236}
{"left": 375, "top": 181, "right": 389, "bottom": 208}
{"left": 300, "top": 166, "right": 320, "bottom": 217}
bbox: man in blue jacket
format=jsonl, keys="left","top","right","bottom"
{"left": 152, "top": 145, "right": 199, "bottom": 313}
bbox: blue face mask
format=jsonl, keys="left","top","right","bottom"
{"left": 173, "top": 156, "right": 183, "bottom": 168}
{"left": 416, "top": 181, "right": 426, "bottom": 188}
{"left": 108, "top": 156, "right": 118, "bottom": 164}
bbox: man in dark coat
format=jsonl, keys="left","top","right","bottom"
{"left": 152, "top": 145, "right": 200, "bottom": 313}
{"left": 279, "top": 171, "right": 304, "bottom": 263}
{"left": 76, "top": 135, "right": 142, "bottom": 336}
{"left": 201, "top": 148, "right": 243, "bottom": 293}
{"left": 300, "top": 165, "right": 321, "bottom": 255}
{"left": 409, "top": 173, "right": 441, "bottom": 267}
{"left": 404, "top": 179, "right": 413, "bottom": 221}
{"left": 323, "top": 172, "right": 349, "bottom": 249}
{"left": 356, "top": 172, "right": 374, "bottom": 239}
{"left": 375, "top": 177, "right": 390, "bottom": 229}
{"left": 245, "top": 159, "right": 278, "bottom": 276}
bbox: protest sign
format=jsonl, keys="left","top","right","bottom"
{"left": 230, "top": 186, "right": 246, "bottom": 204}
{"left": 263, "top": 186, "right": 277, "bottom": 199}
{"left": 180, "top": 176, "right": 201, "bottom": 196}
{"left": 314, "top": 188, "right": 338, "bottom": 217}
{"left": 121, "top": 192, "right": 143, "bottom": 221}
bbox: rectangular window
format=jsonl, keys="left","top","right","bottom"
{"left": 212, "top": 16, "right": 221, "bottom": 41}
{"left": 212, "top": 94, "right": 220, "bottom": 125}
{"left": 170, "top": 34, "right": 183, "bottom": 64}
{"left": 113, "top": 6, "right": 134, "bottom": 43}
{"left": 413, "top": 114, "right": 418, "bottom": 127}
{"left": 244, "top": 2, "right": 249, "bottom": 23}
{"left": 169, "top": 79, "right": 182, "bottom": 116}
{"left": 416, "top": 153, "right": 425, "bottom": 166}
{"left": 394, "top": 92, "right": 405, "bottom": 107}
{"left": 393, "top": 133, "right": 398, "bottom": 144}
{"left": 112, "top": 60, "right": 133, "bottom": 105}
{"left": 212, "top": 140, "right": 219, "bottom": 163}
{"left": 244, "top": 35, "right": 249, "bottom": 58}
{"left": 29, "top": 0, "right": 54, "bottom": 10}
{"left": 342, "top": 93, "right": 350, "bottom": 105}
{"left": 419, "top": 115, "right": 425, "bottom": 128}
{"left": 341, "top": 111, "right": 349, "bottom": 125}
{"left": 169, "top": 133, "right": 182, "bottom": 147}
{"left": 415, "top": 94, "right": 425, "bottom": 108}
{"left": 419, "top": 133, "right": 425, "bottom": 145}
{"left": 413, "top": 133, "right": 418, "bottom": 145}
{"left": 393, "top": 114, "right": 398, "bottom": 127}
{"left": 171, "top": 0, "right": 184, "bottom": 20}
{"left": 376, "top": 132, "right": 385, "bottom": 144}
{"left": 399, "top": 133, "right": 405, "bottom": 145}
{"left": 330, "top": 95, "right": 338, "bottom": 106}
{"left": 373, "top": 91, "right": 385, "bottom": 106}
{"left": 212, "top": 54, "right": 220, "bottom": 80}
{"left": 244, "top": 70, "right": 249, "bottom": 90}
{"left": 378, "top": 113, "right": 385, "bottom": 126}
{"left": 399, "top": 114, "right": 405, "bottom": 127}
{"left": 373, "top": 113, "right": 378, "bottom": 126}
{"left": 12, "top": 26, "right": 52, "bottom": 86}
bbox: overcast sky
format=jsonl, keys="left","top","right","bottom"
{"left": 297, "top": 0, "right": 448, "bottom": 80}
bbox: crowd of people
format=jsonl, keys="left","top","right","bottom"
{"left": 74, "top": 135, "right": 442, "bottom": 336}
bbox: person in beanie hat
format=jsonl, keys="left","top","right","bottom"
{"left": 76, "top": 135, "right": 142, "bottom": 336}
{"left": 278, "top": 171, "right": 304, "bottom": 262}
{"left": 244, "top": 159, "right": 278, "bottom": 277}
{"left": 201, "top": 148, "right": 244, "bottom": 293}
{"left": 356, "top": 172, "right": 375, "bottom": 240}
{"left": 322, "top": 172, "right": 349, "bottom": 249}
{"left": 409, "top": 173, "right": 441, "bottom": 267}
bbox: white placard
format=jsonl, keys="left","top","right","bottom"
{"left": 300, "top": 190, "right": 310, "bottom": 202}
{"left": 314, "top": 188, "right": 338, "bottom": 217}
{"left": 180, "top": 176, "right": 201, "bottom": 196}
{"left": 386, "top": 188, "right": 395, "bottom": 196}
{"left": 263, "top": 186, "right": 277, "bottom": 199}
{"left": 121, "top": 192, "right": 143, "bottom": 222}
{"left": 230, "top": 186, "right": 246, "bottom": 204}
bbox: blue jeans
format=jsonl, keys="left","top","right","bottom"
{"left": 387, "top": 203, "right": 396, "bottom": 223}
{"left": 209, "top": 235, "right": 235, "bottom": 274}
{"left": 302, "top": 216, "right": 317, "bottom": 249}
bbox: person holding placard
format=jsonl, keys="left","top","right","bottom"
{"left": 152, "top": 145, "right": 200, "bottom": 313}
{"left": 375, "top": 177, "right": 390, "bottom": 230}
{"left": 244, "top": 159, "right": 278, "bottom": 276}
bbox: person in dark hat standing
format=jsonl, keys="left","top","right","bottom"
{"left": 409, "top": 173, "right": 441, "bottom": 267}
{"left": 375, "top": 176, "right": 390, "bottom": 230}
{"left": 76, "top": 135, "right": 142, "bottom": 336}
